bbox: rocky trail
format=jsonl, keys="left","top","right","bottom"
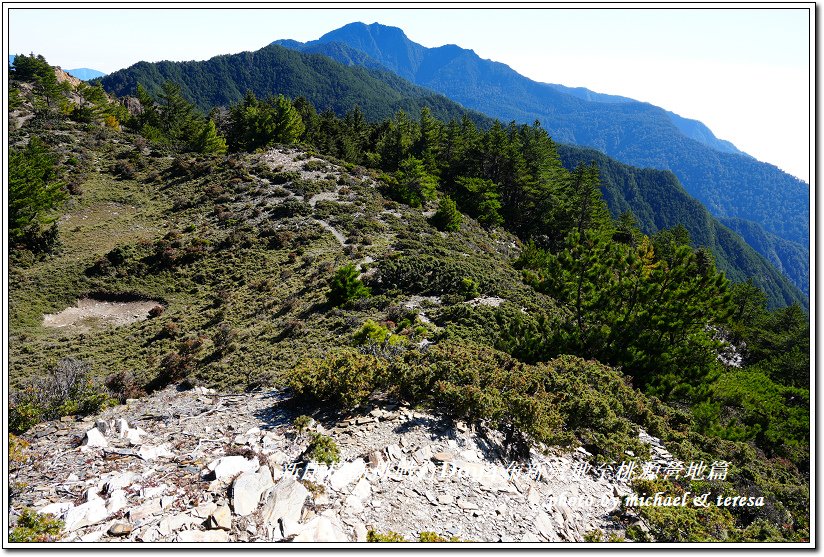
{"left": 8, "top": 384, "right": 673, "bottom": 543}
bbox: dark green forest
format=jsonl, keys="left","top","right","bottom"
{"left": 279, "top": 22, "right": 809, "bottom": 296}
{"left": 97, "top": 47, "right": 805, "bottom": 309}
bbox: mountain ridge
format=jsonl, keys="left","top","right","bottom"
{"left": 277, "top": 22, "right": 809, "bottom": 295}
{"left": 97, "top": 40, "right": 806, "bottom": 308}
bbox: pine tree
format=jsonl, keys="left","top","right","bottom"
{"left": 157, "top": 81, "right": 200, "bottom": 145}
{"left": 393, "top": 157, "right": 437, "bottom": 207}
{"left": 431, "top": 195, "right": 462, "bottom": 231}
{"left": 455, "top": 176, "right": 503, "bottom": 227}
{"left": 9, "top": 137, "right": 66, "bottom": 249}
{"left": 415, "top": 106, "right": 442, "bottom": 176}
{"left": 271, "top": 95, "right": 305, "bottom": 144}
{"left": 194, "top": 119, "right": 227, "bottom": 155}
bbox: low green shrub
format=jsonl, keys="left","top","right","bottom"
{"left": 9, "top": 509, "right": 63, "bottom": 542}
{"left": 305, "top": 432, "right": 340, "bottom": 465}
{"left": 287, "top": 349, "right": 388, "bottom": 410}
{"left": 367, "top": 530, "right": 408, "bottom": 542}
{"left": 326, "top": 264, "right": 370, "bottom": 307}
{"left": 293, "top": 414, "right": 313, "bottom": 434}
{"left": 9, "top": 358, "right": 115, "bottom": 434}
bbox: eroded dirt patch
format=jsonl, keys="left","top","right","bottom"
{"left": 43, "top": 298, "right": 161, "bottom": 330}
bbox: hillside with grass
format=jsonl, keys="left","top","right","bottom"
{"left": 7, "top": 54, "right": 810, "bottom": 544}
{"left": 94, "top": 43, "right": 804, "bottom": 310}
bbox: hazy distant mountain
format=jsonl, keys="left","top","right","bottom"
{"left": 66, "top": 68, "right": 106, "bottom": 81}
{"left": 10, "top": 54, "right": 106, "bottom": 81}
{"left": 277, "top": 22, "right": 809, "bottom": 295}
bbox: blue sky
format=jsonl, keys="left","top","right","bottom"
{"left": 6, "top": 6, "right": 812, "bottom": 182}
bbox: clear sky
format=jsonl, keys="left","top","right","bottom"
{"left": 6, "top": 5, "right": 812, "bottom": 182}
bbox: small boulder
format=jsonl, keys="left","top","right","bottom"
{"left": 82, "top": 428, "right": 108, "bottom": 448}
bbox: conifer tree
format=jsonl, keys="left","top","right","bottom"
{"left": 393, "top": 156, "right": 437, "bottom": 207}
{"left": 9, "top": 137, "right": 66, "bottom": 249}
{"left": 194, "top": 119, "right": 227, "bottom": 155}
{"left": 431, "top": 195, "right": 462, "bottom": 231}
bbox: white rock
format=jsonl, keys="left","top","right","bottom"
{"left": 280, "top": 517, "right": 303, "bottom": 538}
{"left": 191, "top": 501, "right": 218, "bottom": 519}
{"left": 328, "top": 459, "right": 365, "bottom": 491}
{"left": 351, "top": 477, "right": 371, "bottom": 500}
{"left": 79, "top": 528, "right": 106, "bottom": 542}
{"left": 343, "top": 495, "right": 364, "bottom": 515}
{"left": 38, "top": 502, "right": 73, "bottom": 518}
{"left": 66, "top": 473, "right": 80, "bottom": 483}
{"left": 521, "top": 531, "right": 543, "bottom": 542}
{"left": 176, "top": 530, "right": 230, "bottom": 542}
{"left": 208, "top": 504, "right": 232, "bottom": 530}
{"left": 232, "top": 467, "right": 275, "bottom": 516}
{"left": 63, "top": 498, "right": 109, "bottom": 532}
{"left": 114, "top": 418, "right": 130, "bottom": 435}
{"left": 267, "top": 450, "right": 289, "bottom": 465}
{"left": 535, "top": 510, "right": 556, "bottom": 541}
{"left": 141, "top": 484, "right": 167, "bottom": 499}
{"left": 126, "top": 428, "right": 145, "bottom": 445}
{"left": 353, "top": 522, "right": 368, "bottom": 542}
{"left": 137, "top": 444, "right": 174, "bottom": 461}
{"left": 82, "top": 427, "right": 108, "bottom": 448}
{"left": 83, "top": 487, "right": 101, "bottom": 502}
{"left": 292, "top": 516, "right": 349, "bottom": 542}
{"left": 259, "top": 476, "right": 309, "bottom": 526}
{"left": 104, "top": 471, "right": 138, "bottom": 493}
{"left": 437, "top": 494, "right": 453, "bottom": 505}
{"left": 106, "top": 490, "right": 128, "bottom": 515}
{"left": 209, "top": 455, "right": 260, "bottom": 480}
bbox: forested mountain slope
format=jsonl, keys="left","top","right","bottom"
{"left": 98, "top": 42, "right": 805, "bottom": 309}
{"left": 277, "top": 22, "right": 809, "bottom": 295}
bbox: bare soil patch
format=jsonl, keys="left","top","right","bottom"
{"left": 43, "top": 298, "right": 161, "bottom": 331}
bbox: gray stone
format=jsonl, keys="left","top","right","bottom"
{"left": 259, "top": 476, "right": 309, "bottom": 527}
{"left": 457, "top": 499, "right": 478, "bottom": 511}
{"left": 232, "top": 467, "right": 274, "bottom": 516}
{"left": 292, "top": 516, "right": 349, "bottom": 542}
{"left": 328, "top": 459, "right": 365, "bottom": 491}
